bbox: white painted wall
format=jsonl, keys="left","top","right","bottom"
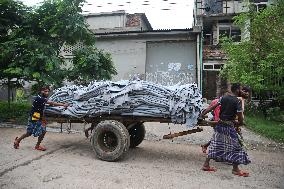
{"left": 94, "top": 33, "right": 198, "bottom": 85}
{"left": 95, "top": 39, "right": 147, "bottom": 81}
{"left": 145, "top": 41, "right": 197, "bottom": 86}
{"left": 86, "top": 14, "right": 126, "bottom": 30}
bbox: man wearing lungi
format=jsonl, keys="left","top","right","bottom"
{"left": 200, "top": 83, "right": 251, "bottom": 177}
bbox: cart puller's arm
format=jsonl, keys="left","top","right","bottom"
{"left": 198, "top": 102, "right": 220, "bottom": 127}
{"left": 200, "top": 103, "right": 220, "bottom": 118}
{"left": 46, "top": 101, "right": 69, "bottom": 108}
{"left": 234, "top": 98, "right": 244, "bottom": 127}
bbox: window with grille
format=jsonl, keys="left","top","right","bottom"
{"left": 203, "top": 63, "right": 224, "bottom": 71}
{"left": 219, "top": 24, "right": 241, "bottom": 42}
{"left": 61, "top": 42, "right": 85, "bottom": 56}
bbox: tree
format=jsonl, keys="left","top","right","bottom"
{"left": 0, "top": 0, "right": 27, "bottom": 42}
{"left": 1, "top": 0, "right": 96, "bottom": 86}
{"left": 68, "top": 47, "right": 117, "bottom": 84}
{"left": 1, "top": 0, "right": 117, "bottom": 98}
{"left": 221, "top": 0, "right": 284, "bottom": 103}
{"left": 0, "top": 0, "right": 28, "bottom": 106}
{"left": 1, "top": 36, "right": 65, "bottom": 86}
{"left": 28, "top": 0, "right": 95, "bottom": 54}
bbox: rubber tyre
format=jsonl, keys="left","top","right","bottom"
{"left": 91, "top": 120, "right": 130, "bottom": 161}
{"left": 128, "top": 123, "right": 146, "bottom": 148}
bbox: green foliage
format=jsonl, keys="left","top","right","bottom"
{"left": 0, "top": 0, "right": 28, "bottom": 42}
{"left": 266, "top": 107, "right": 284, "bottom": 122}
{"left": 0, "top": 101, "right": 31, "bottom": 124}
{"left": 245, "top": 98, "right": 284, "bottom": 120}
{"left": 68, "top": 47, "right": 117, "bottom": 84}
{"left": 0, "top": 0, "right": 67, "bottom": 87}
{"left": 0, "top": 0, "right": 116, "bottom": 92}
{"left": 1, "top": 36, "right": 65, "bottom": 86}
{"left": 220, "top": 0, "right": 284, "bottom": 101}
{"left": 0, "top": 0, "right": 29, "bottom": 88}
{"left": 29, "top": 0, "right": 95, "bottom": 49}
{"left": 245, "top": 114, "right": 284, "bottom": 143}
{"left": 15, "top": 89, "right": 27, "bottom": 102}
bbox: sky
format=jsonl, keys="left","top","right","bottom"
{"left": 19, "top": 0, "right": 194, "bottom": 29}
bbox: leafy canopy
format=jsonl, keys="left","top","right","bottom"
{"left": 221, "top": 0, "right": 284, "bottom": 100}
{"left": 0, "top": 0, "right": 116, "bottom": 89}
{"left": 68, "top": 47, "right": 117, "bottom": 84}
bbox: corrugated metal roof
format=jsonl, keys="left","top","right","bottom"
{"left": 94, "top": 28, "right": 195, "bottom": 36}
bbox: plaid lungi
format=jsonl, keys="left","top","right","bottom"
{"left": 208, "top": 124, "right": 251, "bottom": 165}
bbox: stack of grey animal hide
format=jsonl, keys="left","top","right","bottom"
{"left": 45, "top": 80, "right": 203, "bottom": 128}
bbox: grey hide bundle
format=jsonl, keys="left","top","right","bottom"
{"left": 45, "top": 80, "right": 203, "bottom": 128}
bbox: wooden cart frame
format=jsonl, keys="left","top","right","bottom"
{"left": 46, "top": 114, "right": 213, "bottom": 161}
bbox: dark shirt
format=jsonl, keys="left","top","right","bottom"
{"left": 218, "top": 95, "right": 242, "bottom": 121}
{"left": 30, "top": 95, "right": 48, "bottom": 119}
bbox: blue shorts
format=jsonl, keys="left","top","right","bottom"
{"left": 27, "top": 119, "right": 46, "bottom": 137}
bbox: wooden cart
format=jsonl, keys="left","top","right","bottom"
{"left": 46, "top": 113, "right": 214, "bottom": 162}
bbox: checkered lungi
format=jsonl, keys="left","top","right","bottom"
{"left": 207, "top": 123, "right": 251, "bottom": 165}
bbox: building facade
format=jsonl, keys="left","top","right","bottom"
{"left": 194, "top": 0, "right": 273, "bottom": 99}
{"left": 62, "top": 11, "right": 202, "bottom": 87}
{"left": 94, "top": 29, "right": 200, "bottom": 86}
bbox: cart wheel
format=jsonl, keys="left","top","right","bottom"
{"left": 91, "top": 120, "right": 130, "bottom": 161}
{"left": 128, "top": 123, "right": 145, "bottom": 148}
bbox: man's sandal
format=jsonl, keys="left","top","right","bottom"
{"left": 14, "top": 137, "right": 20, "bottom": 149}
{"left": 232, "top": 170, "right": 249, "bottom": 177}
{"left": 202, "top": 166, "right": 217, "bottom": 172}
{"left": 35, "top": 145, "right": 47, "bottom": 151}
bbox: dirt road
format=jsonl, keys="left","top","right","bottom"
{"left": 0, "top": 123, "right": 283, "bottom": 189}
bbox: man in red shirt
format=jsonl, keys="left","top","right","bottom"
{"left": 200, "top": 90, "right": 224, "bottom": 153}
